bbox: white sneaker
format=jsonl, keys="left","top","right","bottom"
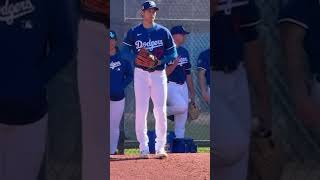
{"left": 140, "top": 150, "right": 150, "bottom": 159}
{"left": 156, "top": 149, "right": 168, "bottom": 159}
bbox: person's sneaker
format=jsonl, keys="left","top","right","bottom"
{"left": 156, "top": 149, "right": 168, "bottom": 159}
{"left": 140, "top": 150, "right": 150, "bottom": 159}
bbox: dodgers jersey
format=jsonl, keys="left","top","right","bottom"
{"left": 279, "top": 0, "right": 320, "bottom": 74}
{"left": 123, "top": 23, "right": 176, "bottom": 71}
{"left": 167, "top": 46, "right": 192, "bottom": 84}
{"left": 110, "top": 51, "right": 133, "bottom": 101}
{"left": 212, "top": 0, "right": 260, "bottom": 67}
{"left": 0, "top": 0, "right": 76, "bottom": 125}
{"left": 197, "top": 49, "right": 211, "bottom": 86}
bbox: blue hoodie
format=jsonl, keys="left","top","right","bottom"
{"left": 0, "top": 0, "right": 77, "bottom": 125}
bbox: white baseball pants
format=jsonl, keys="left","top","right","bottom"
{"left": 212, "top": 64, "right": 252, "bottom": 180}
{"left": 167, "top": 82, "right": 189, "bottom": 138}
{"left": 0, "top": 115, "right": 47, "bottom": 180}
{"left": 110, "top": 99, "right": 125, "bottom": 154}
{"left": 77, "top": 19, "right": 108, "bottom": 180}
{"left": 134, "top": 68, "right": 168, "bottom": 152}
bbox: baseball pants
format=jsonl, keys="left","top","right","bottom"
{"left": 0, "top": 115, "right": 47, "bottom": 180}
{"left": 212, "top": 64, "right": 252, "bottom": 180}
{"left": 167, "top": 81, "right": 189, "bottom": 138}
{"left": 110, "top": 99, "right": 125, "bottom": 154}
{"left": 77, "top": 19, "right": 108, "bottom": 180}
{"left": 134, "top": 68, "right": 168, "bottom": 152}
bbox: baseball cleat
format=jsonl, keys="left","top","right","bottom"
{"left": 156, "top": 149, "right": 168, "bottom": 159}
{"left": 140, "top": 150, "right": 150, "bottom": 159}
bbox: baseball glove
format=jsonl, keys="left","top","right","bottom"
{"left": 80, "top": 0, "right": 109, "bottom": 27}
{"left": 135, "top": 48, "right": 159, "bottom": 69}
{"left": 188, "top": 102, "right": 200, "bottom": 120}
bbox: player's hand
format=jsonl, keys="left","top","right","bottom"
{"left": 172, "top": 56, "right": 180, "bottom": 66}
{"left": 201, "top": 90, "right": 209, "bottom": 103}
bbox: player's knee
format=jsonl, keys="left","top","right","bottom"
{"left": 214, "top": 135, "right": 249, "bottom": 167}
{"left": 175, "top": 105, "right": 188, "bottom": 114}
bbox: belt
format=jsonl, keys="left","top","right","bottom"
{"left": 169, "top": 80, "right": 184, "bottom": 85}
{"left": 212, "top": 63, "right": 239, "bottom": 73}
{"left": 136, "top": 65, "right": 156, "bottom": 72}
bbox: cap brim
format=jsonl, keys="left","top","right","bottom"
{"left": 143, "top": 7, "right": 159, "bottom": 11}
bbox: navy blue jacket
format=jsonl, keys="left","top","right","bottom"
{"left": 110, "top": 51, "right": 133, "bottom": 101}
{"left": 0, "top": 0, "right": 77, "bottom": 125}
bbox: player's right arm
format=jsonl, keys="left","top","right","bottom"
{"left": 165, "top": 57, "right": 179, "bottom": 76}
{"left": 120, "top": 28, "right": 136, "bottom": 63}
{"left": 197, "top": 52, "right": 209, "bottom": 103}
{"left": 279, "top": 0, "right": 320, "bottom": 127}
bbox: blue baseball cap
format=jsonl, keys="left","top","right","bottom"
{"left": 141, "top": 1, "right": 159, "bottom": 11}
{"left": 110, "top": 30, "right": 117, "bottom": 40}
{"left": 170, "top": 25, "right": 190, "bottom": 35}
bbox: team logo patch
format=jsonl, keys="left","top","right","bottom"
{"left": 0, "top": 0, "right": 35, "bottom": 25}
{"left": 135, "top": 39, "right": 164, "bottom": 51}
{"left": 178, "top": 57, "right": 189, "bottom": 66}
{"left": 110, "top": 61, "right": 121, "bottom": 71}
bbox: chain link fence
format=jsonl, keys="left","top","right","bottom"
{"left": 254, "top": 0, "right": 320, "bottom": 161}
{"left": 111, "top": 0, "right": 210, "bottom": 153}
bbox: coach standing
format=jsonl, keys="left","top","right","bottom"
{"left": 0, "top": 0, "right": 77, "bottom": 180}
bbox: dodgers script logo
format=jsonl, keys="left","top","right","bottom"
{"left": 0, "top": 0, "right": 35, "bottom": 25}
{"left": 110, "top": 61, "right": 121, "bottom": 71}
{"left": 178, "top": 57, "right": 188, "bottom": 66}
{"left": 135, "top": 39, "right": 164, "bottom": 51}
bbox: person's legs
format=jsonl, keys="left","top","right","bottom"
{"left": 134, "top": 68, "right": 151, "bottom": 152}
{"left": 167, "top": 82, "right": 188, "bottom": 116}
{"left": 0, "top": 116, "right": 47, "bottom": 180}
{"left": 77, "top": 20, "right": 108, "bottom": 180}
{"left": 110, "top": 99, "right": 125, "bottom": 154}
{"left": 173, "top": 83, "right": 189, "bottom": 138}
{"left": 212, "top": 65, "right": 251, "bottom": 180}
{"left": 150, "top": 70, "right": 168, "bottom": 151}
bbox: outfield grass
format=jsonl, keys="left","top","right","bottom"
{"left": 124, "top": 147, "right": 210, "bottom": 155}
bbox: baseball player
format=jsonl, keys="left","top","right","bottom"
{"left": 0, "top": 1, "right": 77, "bottom": 180}
{"left": 121, "top": 1, "right": 177, "bottom": 158}
{"left": 197, "top": 48, "right": 210, "bottom": 104}
{"left": 279, "top": 1, "right": 320, "bottom": 128}
{"left": 212, "top": 0, "right": 272, "bottom": 180}
{"left": 166, "top": 25, "right": 196, "bottom": 138}
{"left": 109, "top": 30, "right": 133, "bottom": 155}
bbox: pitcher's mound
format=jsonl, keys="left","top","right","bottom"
{"left": 110, "top": 153, "right": 210, "bottom": 180}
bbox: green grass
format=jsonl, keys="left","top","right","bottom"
{"left": 124, "top": 147, "right": 210, "bottom": 155}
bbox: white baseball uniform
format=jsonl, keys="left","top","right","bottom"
{"left": 122, "top": 23, "right": 177, "bottom": 152}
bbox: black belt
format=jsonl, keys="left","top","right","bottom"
{"left": 136, "top": 65, "right": 156, "bottom": 72}
{"left": 169, "top": 80, "right": 184, "bottom": 85}
{"left": 212, "top": 63, "right": 240, "bottom": 73}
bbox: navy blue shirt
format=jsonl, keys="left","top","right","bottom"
{"left": 0, "top": 0, "right": 77, "bottom": 125}
{"left": 197, "top": 49, "right": 211, "bottom": 86}
{"left": 167, "top": 46, "right": 191, "bottom": 84}
{"left": 110, "top": 51, "right": 133, "bottom": 101}
{"left": 212, "top": 0, "right": 260, "bottom": 67}
{"left": 123, "top": 23, "right": 177, "bottom": 71}
{"left": 279, "top": 0, "right": 320, "bottom": 74}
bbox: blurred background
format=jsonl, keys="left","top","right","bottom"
{"left": 249, "top": 0, "right": 320, "bottom": 179}
{"left": 110, "top": 0, "right": 210, "bottom": 153}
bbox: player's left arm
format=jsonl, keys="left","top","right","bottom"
{"left": 242, "top": 0, "right": 272, "bottom": 135}
{"left": 39, "top": 0, "right": 78, "bottom": 85}
{"left": 185, "top": 52, "right": 196, "bottom": 102}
